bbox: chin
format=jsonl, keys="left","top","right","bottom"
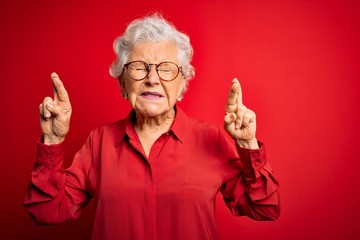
{"left": 137, "top": 105, "right": 173, "bottom": 117}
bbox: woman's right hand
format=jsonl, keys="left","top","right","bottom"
{"left": 39, "top": 72, "right": 72, "bottom": 145}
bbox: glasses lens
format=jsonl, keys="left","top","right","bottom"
{"left": 127, "top": 61, "right": 148, "bottom": 80}
{"left": 157, "top": 62, "right": 179, "bottom": 81}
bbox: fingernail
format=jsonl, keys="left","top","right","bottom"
{"left": 51, "top": 72, "right": 58, "bottom": 78}
{"left": 45, "top": 112, "right": 51, "bottom": 118}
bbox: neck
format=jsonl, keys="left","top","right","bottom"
{"left": 134, "top": 108, "right": 176, "bottom": 131}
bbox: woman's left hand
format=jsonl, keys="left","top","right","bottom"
{"left": 224, "top": 78, "right": 259, "bottom": 149}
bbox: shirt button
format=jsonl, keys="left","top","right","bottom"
{"left": 254, "top": 160, "right": 261, "bottom": 167}
{"left": 251, "top": 152, "right": 259, "bottom": 158}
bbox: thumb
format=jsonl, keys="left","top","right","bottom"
{"left": 224, "top": 113, "right": 236, "bottom": 126}
{"left": 45, "top": 103, "right": 63, "bottom": 116}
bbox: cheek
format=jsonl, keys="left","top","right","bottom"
{"left": 165, "top": 85, "right": 182, "bottom": 101}
{"left": 124, "top": 80, "right": 138, "bottom": 94}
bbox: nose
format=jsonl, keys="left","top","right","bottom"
{"left": 145, "top": 65, "right": 160, "bottom": 84}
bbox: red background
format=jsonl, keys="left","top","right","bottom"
{"left": 1, "top": 0, "right": 360, "bottom": 239}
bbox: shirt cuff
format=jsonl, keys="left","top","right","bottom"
{"left": 236, "top": 141, "right": 267, "bottom": 182}
{"left": 36, "top": 138, "right": 64, "bottom": 166}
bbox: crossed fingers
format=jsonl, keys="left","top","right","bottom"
{"left": 39, "top": 72, "right": 70, "bottom": 119}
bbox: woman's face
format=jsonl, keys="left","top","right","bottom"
{"left": 122, "top": 42, "right": 185, "bottom": 118}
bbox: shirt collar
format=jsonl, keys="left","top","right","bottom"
{"left": 117, "top": 105, "right": 188, "bottom": 145}
{"left": 116, "top": 111, "right": 136, "bottom": 145}
{"left": 169, "top": 106, "right": 187, "bottom": 143}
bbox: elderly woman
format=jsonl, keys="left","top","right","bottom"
{"left": 23, "top": 15, "right": 280, "bottom": 240}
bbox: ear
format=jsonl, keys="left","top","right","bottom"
{"left": 118, "top": 75, "right": 128, "bottom": 99}
{"left": 177, "top": 77, "right": 187, "bottom": 100}
{"left": 118, "top": 75, "right": 123, "bottom": 87}
{"left": 118, "top": 74, "right": 127, "bottom": 89}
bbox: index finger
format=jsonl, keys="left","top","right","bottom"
{"left": 51, "top": 72, "right": 70, "bottom": 103}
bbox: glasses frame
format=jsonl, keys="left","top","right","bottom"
{"left": 124, "top": 61, "right": 182, "bottom": 81}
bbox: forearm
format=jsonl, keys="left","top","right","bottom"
{"left": 240, "top": 163, "right": 280, "bottom": 220}
{"left": 23, "top": 142, "right": 73, "bottom": 224}
{"left": 222, "top": 142, "right": 280, "bottom": 220}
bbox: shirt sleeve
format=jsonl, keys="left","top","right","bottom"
{"left": 23, "top": 135, "right": 93, "bottom": 224}
{"left": 219, "top": 130, "right": 280, "bottom": 220}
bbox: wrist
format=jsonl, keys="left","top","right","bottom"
{"left": 236, "top": 138, "right": 259, "bottom": 149}
{"left": 42, "top": 135, "right": 65, "bottom": 145}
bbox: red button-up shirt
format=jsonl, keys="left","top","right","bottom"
{"left": 23, "top": 107, "right": 280, "bottom": 240}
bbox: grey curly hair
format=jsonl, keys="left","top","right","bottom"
{"left": 109, "top": 14, "right": 195, "bottom": 98}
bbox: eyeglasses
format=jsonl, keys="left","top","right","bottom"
{"left": 124, "top": 61, "right": 182, "bottom": 81}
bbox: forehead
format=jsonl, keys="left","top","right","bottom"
{"left": 129, "top": 42, "right": 178, "bottom": 63}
